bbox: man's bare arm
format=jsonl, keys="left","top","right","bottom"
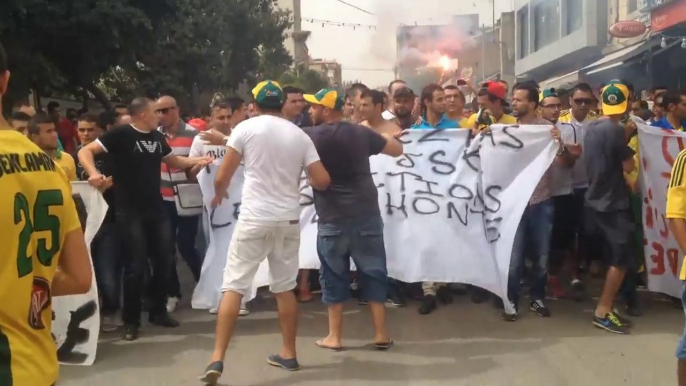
{"left": 671, "top": 219, "right": 686, "bottom": 256}
{"left": 52, "top": 228, "right": 93, "bottom": 296}
{"left": 164, "top": 155, "right": 211, "bottom": 169}
{"left": 77, "top": 141, "right": 106, "bottom": 178}
{"left": 214, "top": 147, "right": 242, "bottom": 199}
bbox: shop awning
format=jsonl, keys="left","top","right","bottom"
{"left": 540, "top": 70, "right": 580, "bottom": 90}
{"left": 581, "top": 41, "right": 654, "bottom": 76}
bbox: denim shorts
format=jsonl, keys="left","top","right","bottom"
{"left": 317, "top": 216, "right": 388, "bottom": 304}
{"left": 676, "top": 283, "right": 686, "bottom": 359}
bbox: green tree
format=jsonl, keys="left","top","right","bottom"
{"left": 279, "top": 63, "right": 330, "bottom": 94}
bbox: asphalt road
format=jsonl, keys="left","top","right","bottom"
{"left": 59, "top": 285, "right": 684, "bottom": 386}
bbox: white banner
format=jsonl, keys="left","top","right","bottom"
{"left": 638, "top": 123, "right": 685, "bottom": 298}
{"left": 191, "top": 126, "right": 557, "bottom": 313}
{"left": 191, "top": 162, "right": 269, "bottom": 310}
{"left": 53, "top": 182, "right": 104, "bottom": 366}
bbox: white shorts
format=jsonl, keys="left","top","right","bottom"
{"left": 221, "top": 218, "right": 300, "bottom": 296}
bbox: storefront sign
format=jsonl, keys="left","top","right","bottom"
{"left": 609, "top": 20, "right": 647, "bottom": 38}
{"left": 651, "top": 0, "right": 686, "bottom": 32}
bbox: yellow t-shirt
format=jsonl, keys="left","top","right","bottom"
{"left": 558, "top": 109, "right": 598, "bottom": 124}
{"left": 465, "top": 113, "right": 517, "bottom": 130}
{"left": 53, "top": 151, "right": 77, "bottom": 181}
{"left": 667, "top": 148, "right": 686, "bottom": 280}
{"left": 0, "top": 130, "right": 81, "bottom": 386}
{"left": 624, "top": 134, "right": 640, "bottom": 187}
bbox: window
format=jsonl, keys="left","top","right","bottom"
{"left": 534, "top": 0, "right": 560, "bottom": 51}
{"left": 628, "top": 0, "right": 638, "bottom": 14}
{"left": 518, "top": 6, "right": 529, "bottom": 59}
{"left": 566, "top": 0, "right": 582, "bottom": 35}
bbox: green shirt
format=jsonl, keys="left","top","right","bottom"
{"left": 57, "top": 138, "right": 64, "bottom": 151}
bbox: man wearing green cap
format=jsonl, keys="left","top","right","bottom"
{"left": 303, "top": 87, "right": 403, "bottom": 352}
{"left": 201, "top": 80, "right": 331, "bottom": 383}
{"left": 582, "top": 82, "right": 637, "bottom": 334}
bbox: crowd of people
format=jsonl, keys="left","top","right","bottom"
{"left": 3, "top": 34, "right": 686, "bottom": 385}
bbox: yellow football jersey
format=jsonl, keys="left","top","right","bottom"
{"left": 558, "top": 109, "right": 597, "bottom": 124}
{"left": 0, "top": 130, "right": 81, "bottom": 386}
{"left": 465, "top": 112, "right": 516, "bottom": 130}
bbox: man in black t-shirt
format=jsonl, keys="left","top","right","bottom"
{"left": 302, "top": 88, "right": 404, "bottom": 351}
{"left": 78, "top": 97, "right": 211, "bottom": 341}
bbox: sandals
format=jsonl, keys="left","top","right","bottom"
{"left": 315, "top": 339, "right": 343, "bottom": 351}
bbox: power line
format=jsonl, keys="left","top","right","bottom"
{"left": 334, "top": 0, "right": 375, "bottom": 15}
{"left": 302, "top": 17, "right": 377, "bottom": 30}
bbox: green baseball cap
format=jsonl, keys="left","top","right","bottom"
{"left": 601, "top": 83, "right": 629, "bottom": 116}
{"left": 539, "top": 88, "right": 558, "bottom": 102}
{"left": 252, "top": 80, "right": 284, "bottom": 107}
{"left": 304, "top": 88, "right": 345, "bottom": 111}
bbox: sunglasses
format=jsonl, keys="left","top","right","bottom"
{"left": 156, "top": 107, "right": 176, "bottom": 114}
{"left": 573, "top": 98, "right": 594, "bottom": 106}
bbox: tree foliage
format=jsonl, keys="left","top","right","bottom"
{"left": 0, "top": 0, "right": 293, "bottom": 113}
{"left": 278, "top": 63, "right": 330, "bottom": 94}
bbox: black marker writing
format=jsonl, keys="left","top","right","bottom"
{"left": 428, "top": 150, "right": 457, "bottom": 175}
{"left": 413, "top": 197, "right": 440, "bottom": 215}
{"left": 499, "top": 126, "right": 524, "bottom": 149}
{"left": 396, "top": 153, "right": 423, "bottom": 169}
{"left": 386, "top": 193, "right": 408, "bottom": 218}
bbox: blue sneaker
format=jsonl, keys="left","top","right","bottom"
{"left": 267, "top": 354, "right": 300, "bottom": 371}
{"left": 593, "top": 313, "right": 630, "bottom": 334}
{"left": 199, "top": 361, "right": 223, "bottom": 385}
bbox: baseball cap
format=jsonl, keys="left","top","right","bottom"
{"left": 392, "top": 86, "right": 414, "bottom": 99}
{"left": 304, "top": 88, "right": 345, "bottom": 111}
{"left": 188, "top": 118, "right": 207, "bottom": 131}
{"left": 540, "top": 88, "right": 559, "bottom": 102}
{"left": 252, "top": 80, "right": 285, "bottom": 108}
{"left": 482, "top": 81, "right": 507, "bottom": 100}
{"left": 601, "top": 83, "right": 630, "bottom": 116}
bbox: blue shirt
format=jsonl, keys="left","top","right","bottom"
{"left": 651, "top": 117, "right": 684, "bottom": 131}
{"left": 411, "top": 115, "right": 460, "bottom": 130}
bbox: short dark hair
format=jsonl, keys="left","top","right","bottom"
{"left": 571, "top": 82, "right": 594, "bottom": 96}
{"left": 388, "top": 79, "right": 405, "bottom": 93}
{"left": 634, "top": 99, "right": 649, "bottom": 110}
{"left": 78, "top": 113, "right": 99, "bottom": 124}
{"left": 12, "top": 100, "right": 31, "bottom": 112}
{"left": 212, "top": 101, "right": 231, "bottom": 111}
{"left": 255, "top": 102, "right": 282, "bottom": 114}
{"left": 226, "top": 97, "right": 245, "bottom": 113}
{"left": 47, "top": 101, "right": 60, "bottom": 112}
{"left": 10, "top": 111, "right": 31, "bottom": 122}
{"left": 634, "top": 109, "right": 653, "bottom": 122}
{"left": 0, "top": 40, "right": 7, "bottom": 73}
{"left": 128, "top": 97, "right": 152, "bottom": 116}
{"left": 360, "top": 89, "right": 385, "bottom": 107}
{"left": 513, "top": 82, "right": 539, "bottom": 107}
{"left": 27, "top": 113, "right": 54, "bottom": 136}
{"left": 282, "top": 86, "right": 304, "bottom": 96}
{"left": 114, "top": 103, "right": 127, "bottom": 110}
{"left": 349, "top": 82, "right": 369, "bottom": 95}
{"left": 420, "top": 84, "right": 444, "bottom": 112}
{"left": 97, "top": 110, "right": 117, "bottom": 129}
{"left": 661, "top": 90, "right": 686, "bottom": 110}
{"left": 444, "top": 85, "right": 466, "bottom": 103}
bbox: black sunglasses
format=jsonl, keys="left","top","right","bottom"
{"left": 573, "top": 98, "right": 594, "bottom": 106}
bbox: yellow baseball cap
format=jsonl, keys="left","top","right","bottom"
{"left": 304, "top": 88, "right": 345, "bottom": 111}
{"left": 601, "top": 83, "right": 630, "bottom": 116}
{"left": 252, "top": 80, "right": 284, "bottom": 108}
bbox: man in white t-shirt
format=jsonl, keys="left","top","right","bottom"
{"left": 200, "top": 81, "right": 331, "bottom": 384}
{"left": 381, "top": 79, "right": 407, "bottom": 120}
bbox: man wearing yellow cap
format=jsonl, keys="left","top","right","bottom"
{"left": 303, "top": 87, "right": 403, "bottom": 352}
{"left": 201, "top": 80, "right": 331, "bottom": 384}
{"left": 582, "top": 82, "right": 637, "bottom": 334}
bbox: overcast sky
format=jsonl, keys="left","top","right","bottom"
{"left": 302, "top": 0, "right": 515, "bottom": 88}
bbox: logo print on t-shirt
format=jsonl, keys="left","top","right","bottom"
{"left": 29, "top": 277, "right": 52, "bottom": 330}
{"left": 134, "top": 140, "right": 159, "bottom": 153}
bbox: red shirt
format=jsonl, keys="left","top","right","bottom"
{"left": 57, "top": 117, "right": 79, "bottom": 154}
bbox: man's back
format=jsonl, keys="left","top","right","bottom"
{"left": 227, "top": 115, "right": 319, "bottom": 221}
{"left": 304, "top": 121, "right": 387, "bottom": 223}
{"left": 0, "top": 130, "right": 81, "bottom": 386}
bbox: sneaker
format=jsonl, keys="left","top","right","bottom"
{"left": 436, "top": 287, "right": 453, "bottom": 305}
{"left": 611, "top": 308, "right": 634, "bottom": 327}
{"left": 266, "top": 354, "right": 299, "bottom": 371}
{"left": 123, "top": 324, "right": 139, "bottom": 341}
{"left": 418, "top": 295, "right": 437, "bottom": 315}
{"left": 149, "top": 313, "right": 180, "bottom": 328}
{"left": 547, "top": 276, "right": 567, "bottom": 300}
{"left": 209, "top": 308, "right": 219, "bottom": 315}
{"left": 502, "top": 302, "right": 518, "bottom": 322}
{"left": 530, "top": 300, "right": 551, "bottom": 317}
{"left": 239, "top": 305, "right": 250, "bottom": 316}
{"left": 570, "top": 279, "right": 585, "bottom": 302}
{"left": 593, "top": 313, "right": 630, "bottom": 334}
{"left": 387, "top": 290, "right": 406, "bottom": 307}
{"left": 166, "top": 296, "right": 180, "bottom": 313}
{"left": 358, "top": 298, "right": 369, "bottom": 306}
{"left": 101, "top": 314, "right": 119, "bottom": 332}
{"left": 199, "top": 361, "right": 223, "bottom": 385}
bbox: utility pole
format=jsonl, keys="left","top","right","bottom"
{"left": 481, "top": 23, "right": 486, "bottom": 82}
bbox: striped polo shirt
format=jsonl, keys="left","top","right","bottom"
{"left": 159, "top": 122, "right": 197, "bottom": 201}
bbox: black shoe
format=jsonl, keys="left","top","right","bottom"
{"left": 593, "top": 313, "right": 630, "bottom": 334}
{"left": 436, "top": 287, "right": 453, "bottom": 305}
{"left": 199, "top": 361, "right": 224, "bottom": 385}
{"left": 149, "top": 313, "right": 180, "bottom": 328}
{"left": 530, "top": 300, "right": 551, "bottom": 317}
{"left": 449, "top": 284, "right": 469, "bottom": 296}
{"left": 625, "top": 300, "right": 643, "bottom": 317}
{"left": 266, "top": 354, "right": 300, "bottom": 371}
{"left": 612, "top": 308, "right": 634, "bottom": 327}
{"left": 418, "top": 295, "right": 437, "bottom": 315}
{"left": 470, "top": 287, "right": 489, "bottom": 304}
{"left": 570, "top": 280, "right": 586, "bottom": 302}
{"left": 387, "top": 288, "right": 406, "bottom": 308}
{"left": 123, "top": 324, "right": 139, "bottom": 341}
{"left": 358, "top": 298, "right": 369, "bottom": 306}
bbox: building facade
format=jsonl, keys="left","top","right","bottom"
{"left": 309, "top": 60, "right": 343, "bottom": 88}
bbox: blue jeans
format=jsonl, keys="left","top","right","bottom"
{"left": 91, "top": 221, "right": 122, "bottom": 315}
{"left": 317, "top": 216, "right": 388, "bottom": 304}
{"left": 676, "top": 283, "right": 686, "bottom": 359}
{"left": 163, "top": 201, "right": 202, "bottom": 298}
{"left": 508, "top": 199, "right": 554, "bottom": 306}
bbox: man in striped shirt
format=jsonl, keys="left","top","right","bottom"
{"left": 156, "top": 95, "right": 202, "bottom": 312}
